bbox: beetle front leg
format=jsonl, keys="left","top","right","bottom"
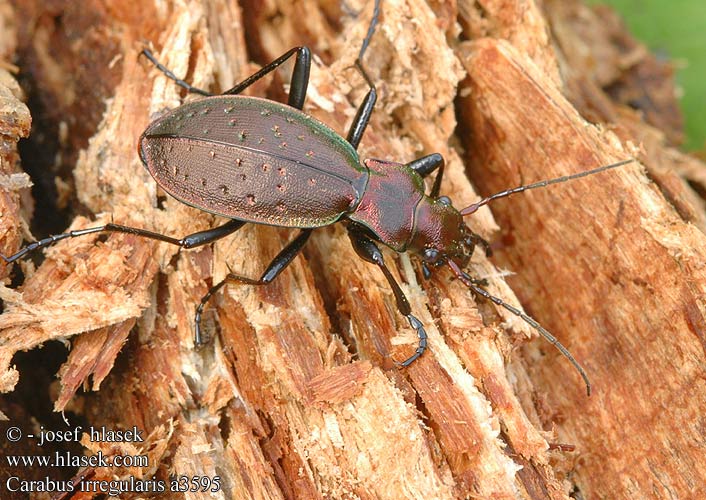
{"left": 194, "top": 229, "right": 313, "bottom": 344}
{"left": 468, "top": 231, "right": 492, "bottom": 258}
{"left": 347, "top": 228, "right": 427, "bottom": 366}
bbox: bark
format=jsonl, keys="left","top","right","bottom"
{"left": 0, "top": 0, "right": 703, "bottom": 499}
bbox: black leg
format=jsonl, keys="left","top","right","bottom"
{"left": 346, "top": 71, "right": 376, "bottom": 150}
{"left": 0, "top": 219, "right": 246, "bottom": 264}
{"left": 446, "top": 259, "right": 591, "bottom": 396}
{"left": 407, "top": 153, "right": 445, "bottom": 197}
{"left": 348, "top": 227, "right": 427, "bottom": 366}
{"left": 178, "top": 220, "right": 246, "bottom": 248}
{"left": 141, "top": 46, "right": 312, "bottom": 110}
{"left": 140, "top": 49, "right": 214, "bottom": 96}
{"left": 194, "top": 229, "right": 312, "bottom": 344}
{"left": 346, "top": 0, "right": 382, "bottom": 149}
{"left": 468, "top": 231, "right": 492, "bottom": 258}
{"left": 222, "top": 47, "right": 311, "bottom": 110}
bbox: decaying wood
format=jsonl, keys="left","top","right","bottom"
{"left": 0, "top": 4, "right": 32, "bottom": 401}
{"left": 1, "top": 0, "right": 704, "bottom": 498}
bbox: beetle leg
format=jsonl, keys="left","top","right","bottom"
{"left": 347, "top": 228, "right": 428, "bottom": 366}
{"left": 421, "top": 262, "right": 432, "bottom": 280}
{"left": 0, "top": 219, "right": 246, "bottom": 264}
{"left": 140, "top": 49, "right": 213, "bottom": 96}
{"left": 407, "top": 154, "right": 445, "bottom": 197}
{"left": 178, "top": 220, "right": 247, "bottom": 248}
{"left": 346, "top": 0, "right": 382, "bottom": 150}
{"left": 346, "top": 75, "right": 377, "bottom": 150}
{"left": 194, "top": 229, "right": 313, "bottom": 344}
{"left": 467, "top": 231, "right": 492, "bottom": 258}
{"left": 141, "top": 46, "right": 312, "bottom": 108}
{"left": 222, "top": 47, "right": 311, "bottom": 110}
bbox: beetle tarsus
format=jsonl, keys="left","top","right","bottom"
{"left": 192, "top": 230, "right": 312, "bottom": 345}
{"left": 357, "top": 0, "right": 381, "bottom": 64}
{"left": 348, "top": 228, "right": 431, "bottom": 365}
{"left": 397, "top": 314, "right": 428, "bottom": 366}
{"left": 140, "top": 48, "right": 213, "bottom": 96}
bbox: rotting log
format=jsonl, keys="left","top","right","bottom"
{"left": 0, "top": 0, "right": 704, "bottom": 498}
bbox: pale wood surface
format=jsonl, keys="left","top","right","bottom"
{"left": 0, "top": 0, "right": 704, "bottom": 498}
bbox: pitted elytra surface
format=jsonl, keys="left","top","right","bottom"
{"left": 139, "top": 96, "right": 368, "bottom": 227}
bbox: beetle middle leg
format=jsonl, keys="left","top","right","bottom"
{"left": 194, "top": 229, "right": 313, "bottom": 344}
{"left": 407, "top": 154, "right": 446, "bottom": 197}
{"left": 347, "top": 227, "right": 427, "bottom": 366}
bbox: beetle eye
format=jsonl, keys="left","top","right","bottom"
{"left": 437, "top": 196, "right": 451, "bottom": 206}
{"left": 423, "top": 248, "right": 440, "bottom": 263}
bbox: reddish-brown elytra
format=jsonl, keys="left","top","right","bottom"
{"left": 1, "top": 0, "right": 632, "bottom": 395}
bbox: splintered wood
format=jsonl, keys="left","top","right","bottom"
{"left": 1, "top": 0, "right": 704, "bottom": 498}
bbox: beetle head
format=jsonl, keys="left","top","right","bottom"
{"left": 411, "top": 196, "right": 476, "bottom": 271}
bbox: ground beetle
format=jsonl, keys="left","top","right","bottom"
{"left": 1, "top": 0, "right": 632, "bottom": 395}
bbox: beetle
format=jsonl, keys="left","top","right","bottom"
{"left": 1, "top": 0, "right": 631, "bottom": 395}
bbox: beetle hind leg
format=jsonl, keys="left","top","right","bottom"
{"left": 140, "top": 49, "right": 214, "bottom": 96}
{"left": 222, "top": 47, "right": 311, "bottom": 110}
{"left": 141, "top": 45, "right": 312, "bottom": 108}
{"left": 347, "top": 228, "right": 428, "bottom": 365}
{"left": 0, "top": 219, "right": 245, "bottom": 264}
{"left": 345, "top": 0, "right": 382, "bottom": 150}
{"left": 345, "top": 66, "right": 377, "bottom": 150}
{"left": 194, "top": 229, "right": 312, "bottom": 344}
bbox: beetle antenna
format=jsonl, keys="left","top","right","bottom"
{"left": 447, "top": 259, "right": 592, "bottom": 396}
{"left": 460, "top": 158, "right": 634, "bottom": 216}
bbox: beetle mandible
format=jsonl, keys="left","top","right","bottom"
{"left": 1, "top": 0, "right": 632, "bottom": 395}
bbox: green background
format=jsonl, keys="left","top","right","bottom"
{"left": 590, "top": 1, "right": 705, "bottom": 151}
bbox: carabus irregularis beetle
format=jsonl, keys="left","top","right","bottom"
{"left": 1, "top": 0, "right": 632, "bottom": 395}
